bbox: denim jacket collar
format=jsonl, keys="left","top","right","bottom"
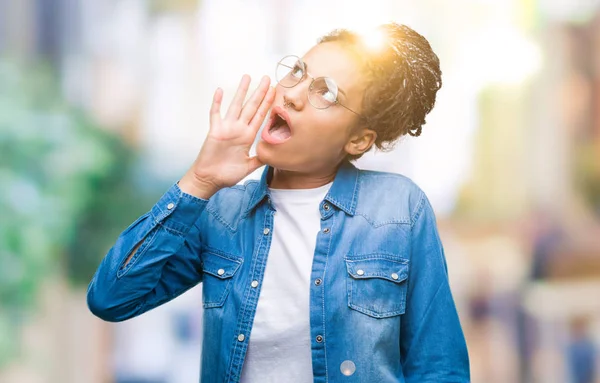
{"left": 245, "top": 160, "right": 359, "bottom": 216}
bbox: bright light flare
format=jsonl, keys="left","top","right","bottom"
{"left": 359, "top": 28, "right": 387, "bottom": 52}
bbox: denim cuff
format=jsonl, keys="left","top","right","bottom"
{"left": 150, "top": 183, "right": 208, "bottom": 236}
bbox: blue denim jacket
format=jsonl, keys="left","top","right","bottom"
{"left": 87, "top": 161, "right": 470, "bottom": 382}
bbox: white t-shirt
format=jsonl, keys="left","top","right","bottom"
{"left": 239, "top": 182, "right": 332, "bottom": 383}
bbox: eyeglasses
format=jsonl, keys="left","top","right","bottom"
{"left": 275, "top": 55, "right": 365, "bottom": 119}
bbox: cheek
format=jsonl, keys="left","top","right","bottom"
{"left": 296, "top": 117, "right": 353, "bottom": 148}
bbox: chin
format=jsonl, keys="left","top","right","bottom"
{"left": 256, "top": 141, "right": 280, "bottom": 168}
{"left": 257, "top": 140, "right": 301, "bottom": 171}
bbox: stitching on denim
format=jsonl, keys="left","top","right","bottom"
{"left": 206, "top": 203, "right": 238, "bottom": 232}
{"left": 178, "top": 191, "right": 210, "bottom": 206}
{"left": 203, "top": 262, "right": 240, "bottom": 278}
{"left": 348, "top": 271, "right": 408, "bottom": 283}
{"left": 322, "top": 213, "right": 335, "bottom": 380}
{"left": 348, "top": 301, "right": 404, "bottom": 318}
{"left": 201, "top": 250, "right": 242, "bottom": 308}
{"left": 344, "top": 256, "right": 410, "bottom": 290}
{"left": 117, "top": 228, "right": 159, "bottom": 279}
{"left": 202, "top": 247, "right": 243, "bottom": 263}
{"left": 349, "top": 169, "right": 359, "bottom": 212}
{"left": 345, "top": 253, "right": 410, "bottom": 262}
{"left": 324, "top": 195, "right": 344, "bottom": 211}
{"left": 354, "top": 212, "right": 411, "bottom": 227}
{"left": 122, "top": 212, "right": 151, "bottom": 236}
{"left": 244, "top": 180, "right": 261, "bottom": 215}
{"left": 202, "top": 279, "right": 232, "bottom": 308}
{"left": 159, "top": 223, "right": 188, "bottom": 237}
{"left": 347, "top": 284, "right": 407, "bottom": 318}
{"left": 225, "top": 209, "right": 272, "bottom": 381}
{"left": 345, "top": 253, "right": 409, "bottom": 318}
{"left": 410, "top": 191, "right": 427, "bottom": 228}
{"left": 151, "top": 203, "right": 165, "bottom": 222}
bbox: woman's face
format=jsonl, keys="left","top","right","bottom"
{"left": 257, "top": 42, "right": 374, "bottom": 173}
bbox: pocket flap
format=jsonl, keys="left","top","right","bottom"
{"left": 346, "top": 257, "right": 409, "bottom": 283}
{"left": 202, "top": 252, "right": 242, "bottom": 279}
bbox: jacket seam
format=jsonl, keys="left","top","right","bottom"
{"left": 322, "top": 213, "right": 335, "bottom": 381}
{"left": 410, "top": 191, "right": 427, "bottom": 228}
{"left": 354, "top": 213, "right": 411, "bottom": 227}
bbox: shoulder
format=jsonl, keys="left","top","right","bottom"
{"left": 203, "top": 179, "right": 261, "bottom": 231}
{"left": 354, "top": 168, "right": 428, "bottom": 227}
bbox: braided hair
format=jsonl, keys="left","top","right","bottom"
{"left": 318, "top": 23, "right": 442, "bottom": 159}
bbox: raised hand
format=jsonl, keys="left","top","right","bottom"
{"left": 179, "top": 75, "right": 275, "bottom": 199}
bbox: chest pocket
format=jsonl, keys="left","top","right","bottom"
{"left": 345, "top": 256, "right": 409, "bottom": 318}
{"left": 201, "top": 251, "right": 242, "bottom": 308}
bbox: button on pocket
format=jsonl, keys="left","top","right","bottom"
{"left": 201, "top": 252, "right": 242, "bottom": 308}
{"left": 345, "top": 256, "right": 409, "bottom": 318}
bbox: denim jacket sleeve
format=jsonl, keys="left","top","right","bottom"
{"left": 401, "top": 193, "right": 470, "bottom": 382}
{"left": 87, "top": 183, "right": 207, "bottom": 322}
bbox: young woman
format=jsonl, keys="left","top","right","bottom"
{"left": 88, "top": 22, "right": 470, "bottom": 382}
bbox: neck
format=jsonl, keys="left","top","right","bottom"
{"left": 269, "top": 164, "right": 340, "bottom": 190}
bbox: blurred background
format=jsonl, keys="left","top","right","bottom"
{"left": 1, "top": 0, "right": 600, "bottom": 382}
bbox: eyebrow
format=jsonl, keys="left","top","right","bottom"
{"left": 304, "top": 62, "right": 348, "bottom": 99}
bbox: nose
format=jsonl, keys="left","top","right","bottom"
{"left": 280, "top": 80, "right": 308, "bottom": 111}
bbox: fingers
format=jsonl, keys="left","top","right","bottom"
{"left": 209, "top": 87, "right": 223, "bottom": 128}
{"left": 239, "top": 76, "right": 271, "bottom": 123}
{"left": 249, "top": 86, "right": 276, "bottom": 132}
{"left": 225, "top": 74, "right": 251, "bottom": 120}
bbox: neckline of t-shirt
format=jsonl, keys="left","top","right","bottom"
{"left": 268, "top": 182, "right": 333, "bottom": 203}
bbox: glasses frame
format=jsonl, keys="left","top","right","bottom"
{"left": 276, "top": 55, "right": 365, "bottom": 120}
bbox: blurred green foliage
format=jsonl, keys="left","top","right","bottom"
{"left": 0, "top": 59, "right": 152, "bottom": 365}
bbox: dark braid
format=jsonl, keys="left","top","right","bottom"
{"left": 318, "top": 23, "right": 442, "bottom": 158}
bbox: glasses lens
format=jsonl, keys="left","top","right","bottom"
{"left": 276, "top": 56, "right": 304, "bottom": 87}
{"left": 309, "top": 77, "right": 338, "bottom": 109}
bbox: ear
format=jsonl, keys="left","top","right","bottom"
{"left": 344, "top": 128, "right": 377, "bottom": 156}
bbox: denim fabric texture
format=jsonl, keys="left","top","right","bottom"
{"left": 88, "top": 161, "right": 470, "bottom": 382}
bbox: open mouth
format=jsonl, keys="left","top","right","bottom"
{"left": 261, "top": 106, "right": 292, "bottom": 144}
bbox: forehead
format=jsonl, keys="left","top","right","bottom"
{"left": 301, "top": 42, "right": 365, "bottom": 93}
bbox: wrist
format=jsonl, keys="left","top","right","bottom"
{"left": 178, "top": 173, "right": 220, "bottom": 200}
